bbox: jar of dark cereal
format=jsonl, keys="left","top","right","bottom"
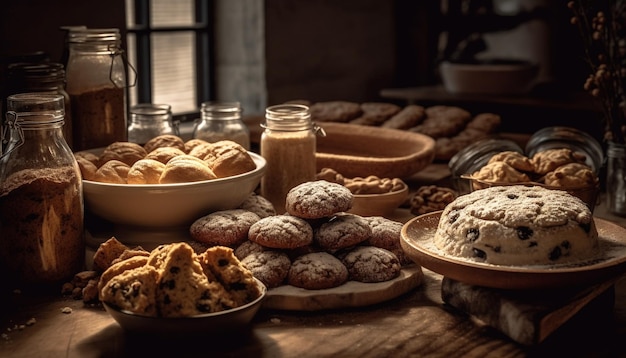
{"left": 0, "top": 93, "right": 84, "bottom": 289}
{"left": 128, "top": 103, "right": 178, "bottom": 145}
{"left": 193, "top": 101, "right": 250, "bottom": 150}
{"left": 65, "top": 28, "right": 128, "bottom": 151}
{"left": 260, "top": 104, "right": 324, "bottom": 213}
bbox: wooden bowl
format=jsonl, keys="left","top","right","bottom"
{"left": 315, "top": 122, "right": 435, "bottom": 179}
{"left": 348, "top": 183, "right": 409, "bottom": 217}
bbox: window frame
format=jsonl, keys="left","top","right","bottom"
{"left": 126, "top": 0, "right": 215, "bottom": 121}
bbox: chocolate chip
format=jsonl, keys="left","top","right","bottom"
{"left": 560, "top": 240, "right": 571, "bottom": 250}
{"left": 549, "top": 246, "right": 562, "bottom": 261}
{"left": 218, "top": 259, "right": 229, "bottom": 266}
{"left": 517, "top": 226, "right": 533, "bottom": 240}
{"left": 472, "top": 248, "right": 486, "bottom": 260}
{"left": 579, "top": 222, "right": 592, "bottom": 233}
{"left": 466, "top": 228, "right": 480, "bottom": 242}
{"left": 170, "top": 266, "right": 180, "bottom": 274}
{"left": 449, "top": 212, "right": 459, "bottom": 224}
{"left": 507, "top": 194, "right": 518, "bottom": 199}
{"left": 528, "top": 241, "right": 538, "bottom": 247}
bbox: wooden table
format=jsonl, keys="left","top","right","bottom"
{"left": 2, "top": 202, "right": 626, "bottom": 357}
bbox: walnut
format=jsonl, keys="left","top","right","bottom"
{"left": 410, "top": 185, "right": 457, "bottom": 215}
{"left": 316, "top": 168, "right": 345, "bottom": 185}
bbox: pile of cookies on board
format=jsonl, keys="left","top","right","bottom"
{"left": 289, "top": 100, "right": 502, "bottom": 161}
{"left": 189, "top": 180, "right": 414, "bottom": 290}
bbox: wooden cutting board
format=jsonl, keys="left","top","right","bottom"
{"left": 441, "top": 277, "right": 617, "bottom": 345}
{"left": 263, "top": 265, "right": 423, "bottom": 311}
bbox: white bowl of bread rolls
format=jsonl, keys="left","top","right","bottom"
{"left": 75, "top": 135, "right": 266, "bottom": 231}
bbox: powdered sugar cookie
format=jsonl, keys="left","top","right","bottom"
{"left": 190, "top": 209, "right": 261, "bottom": 247}
{"left": 241, "top": 250, "right": 291, "bottom": 288}
{"left": 285, "top": 180, "right": 353, "bottom": 219}
{"left": 314, "top": 213, "right": 371, "bottom": 251}
{"left": 248, "top": 215, "right": 313, "bottom": 249}
{"left": 288, "top": 252, "right": 348, "bottom": 289}
{"left": 340, "top": 246, "right": 401, "bottom": 283}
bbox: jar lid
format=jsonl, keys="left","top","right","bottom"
{"left": 201, "top": 101, "right": 242, "bottom": 120}
{"left": 448, "top": 138, "right": 523, "bottom": 177}
{"left": 263, "top": 104, "right": 313, "bottom": 131}
{"left": 7, "top": 62, "right": 65, "bottom": 85}
{"left": 6, "top": 93, "right": 65, "bottom": 124}
{"left": 67, "top": 28, "right": 121, "bottom": 44}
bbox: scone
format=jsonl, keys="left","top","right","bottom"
{"left": 99, "top": 264, "right": 159, "bottom": 316}
{"left": 433, "top": 185, "right": 599, "bottom": 266}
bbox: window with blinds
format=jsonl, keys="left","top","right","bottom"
{"left": 125, "top": 0, "right": 213, "bottom": 119}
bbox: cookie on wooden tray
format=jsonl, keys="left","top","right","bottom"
{"left": 310, "top": 101, "right": 362, "bottom": 122}
{"left": 380, "top": 104, "right": 426, "bottom": 129}
{"left": 190, "top": 209, "right": 261, "bottom": 247}
{"left": 288, "top": 252, "right": 348, "bottom": 290}
{"left": 238, "top": 193, "right": 277, "bottom": 218}
{"left": 340, "top": 246, "right": 401, "bottom": 283}
{"left": 285, "top": 180, "right": 353, "bottom": 219}
{"left": 248, "top": 215, "right": 314, "bottom": 249}
{"left": 241, "top": 250, "right": 291, "bottom": 288}
{"left": 350, "top": 102, "right": 401, "bottom": 126}
{"left": 234, "top": 240, "right": 267, "bottom": 260}
{"left": 363, "top": 216, "right": 412, "bottom": 266}
{"left": 433, "top": 185, "right": 599, "bottom": 266}
{"left": 314, "top": 213, "right": 371, "bottom": 251}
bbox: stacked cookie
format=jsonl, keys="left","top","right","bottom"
{"left": 305, "top": 101, "right": 501, "bottom": 161}
{"left": 95, "top": 239, "right": 261, "bottom": 317}
{"left": 189, "top": 181, "right": 413, "bottom": 290}
{"left": 74, "top": 135, "right": 255, "bottom": 184}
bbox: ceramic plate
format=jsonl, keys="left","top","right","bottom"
{"left": 103, "top": 278, "right": 266, "bottom": 336}
{"left": 263, "top": 265, "right": 423, "bottom": 311}
{"left": 400, "top": 212, "right": 626, "bottom": 290}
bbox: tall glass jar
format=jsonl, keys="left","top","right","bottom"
{"left": 128, "top": 103, "right": 178, "bottom": 145}
{"left": 65, "top": 28, "right": 127, "bottom": 151}
{"left": 6, "top": 62, "right": 74, "bottom": 149}
{"left": 0, "top": 93, "right": 84, "bottom": 290}
{"left": 193, "top": 101, "right": 250, "bottom": 150}
{"left": 260, "top": 104, "right": 322, "bottom": 213}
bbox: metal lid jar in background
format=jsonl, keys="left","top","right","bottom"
{"left": 0, "top": 93, "right": 84, "bottom": 289}
{"left": 65, "top": 28, "right": 128, "bottom": 151}
{"left": 192, "top": 101, "right": 250, "bottom": 150}
{"left": 525, "top": 126, "right": 604, "bottom": 174}
{"left": 128, "top": 103, "right": 178, "bottom": 145}
{"left": 5, "top": 62, "right": 74, "bottom": 148}
{"left": 448, "top": 138, "right": 524, "bottom": 194}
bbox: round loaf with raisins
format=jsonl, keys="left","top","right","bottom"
{"left": 433, "top": 185, "right": 599, "bottom": 266}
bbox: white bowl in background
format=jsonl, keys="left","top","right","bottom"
{"left": 439, "top": 60, "right": 539, "bottom": 95}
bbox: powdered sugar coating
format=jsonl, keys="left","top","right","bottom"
{"left": 341, "top": 246, "right": 401, "bottom": 283}
{"left": 241, "top": 250, "right": 291, "bottom": 288}
{"left": 248, "top": 215, "right": 314, "bottom": 249}
{"left": 434, "top": 185, "right": 599, "bottom": 265}
{"left": 285, "top": 180, "right": 353, "bottom": 219}
{"left": 238, "top": 193, "right": 277, "bottom": 218}
{"left": 315, "top": 213, "right": 371, "bottom": 250}
{"left": 363, "top": 216, "right": 412, "bottom": 266}
{"left": 234, "top": 240, "right": 266, "bottom": 260}
{"left": 190, "top": 209, "right": 260, "bottom": 247}
{"left": 288, "top": 252, "right": 348, "bottom": 289}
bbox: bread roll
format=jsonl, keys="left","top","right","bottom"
{"left": 160, "top": 155, "right": 217, "bottom": 183}
{"left": 128, "top": 159, "right": 166, "bottom": 184}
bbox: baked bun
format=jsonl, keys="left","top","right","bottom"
{"left": 94, "top": 160, "right": 131, "bottom": 184}
{"left": 204, "top": 140, "right": 256, "bottom": 177}
{"left": 159, "top": 155, "right": 217, "bottom": 183}
{"left": 99, "top": 142, "right": 147, "bottom": 167}
{"left": 75, "top": 155, "right": 98, "bottom": 181}
{"left": 544, "top": 163, "right": 598, "bottom": 188}
{"left": 143, "top": 134, "right": 186, "bottom": 153}
{"left": 127, "top": 159, "right": 166, "bottom": 184}
{"left": 433, "top": 185, "right": 599, "bottom": 266}
{"left": 184, "top": 138, "right": 210, "bottom": 153}
{"left": 145, "top": 146, "right": 186, "bottom": 164}
{"left": 531, "top": 148, "right": 587, "bottom": 175}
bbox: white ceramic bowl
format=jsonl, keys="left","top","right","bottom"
{"left": 83, "top": 152, "right": 266, "bottom": 229}
{"left": 348, "top": 183, "right": 409, "bottom": 217}
{"left": 439, "top": 60, "right": 539, "bottom": 95}
{"left": 103, "top": 278, "right": 266, "bottom": 336}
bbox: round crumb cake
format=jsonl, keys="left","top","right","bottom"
{"left": 433, "top": 185, "right": 599, "bottom": 266}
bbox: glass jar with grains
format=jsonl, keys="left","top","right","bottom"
{"left": 0, "top": 93, "right": 84, "bottom": 290}
{"left": 260, "top": 104, "right": 324, "bottom": 213}
{"left": 128, "top": 103, "right": 179, "bottom": 145}
{"left": 5, "top": 62, "right": 74, "bottom": 148}
{"left": 65, "top": 28, "right": 128, "bottom": 151}
{"left": 192, "top": 101, "right": 250, "bottom": 150}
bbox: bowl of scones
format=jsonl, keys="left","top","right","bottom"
{"left": 74, "top": 135, "right": 266, "bottom": 229}
{"left": 463, "top": 147, "right": 600, "bottom": 210}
